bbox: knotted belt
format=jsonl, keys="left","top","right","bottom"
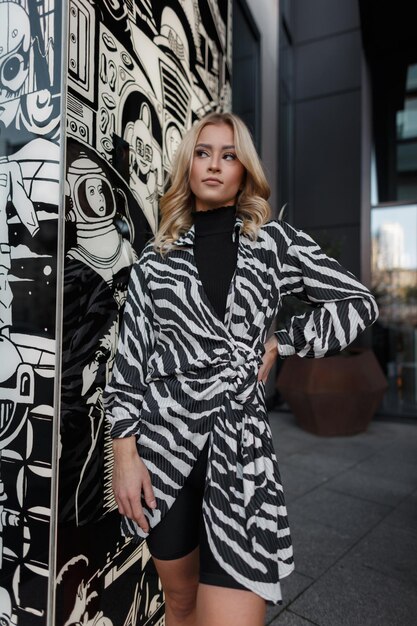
{"left": 212, "top": 341, "right": 277, "bottom": 549}
{"left": 220, "top": 341, "right": 264, "bottom": 405}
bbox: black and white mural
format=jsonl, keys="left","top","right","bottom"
{"left": 57, "top": 1, "right": 231, "bottom": 625}
{"left": 0, "top": 0, "right": 62, "bottom": 623}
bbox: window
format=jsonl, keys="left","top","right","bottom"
{"left": 361, "top": 0, "right": 417, "bottom": 417}
{"left": 371, "top": 204, "right": 417, "bottom": 415}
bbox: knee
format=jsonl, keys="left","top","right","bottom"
{"left": 164, "top": 583, "right": 198, "bottom": 621}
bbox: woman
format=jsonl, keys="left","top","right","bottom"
{"left": 103, "top": 112, "right": 378, "bottom": 626}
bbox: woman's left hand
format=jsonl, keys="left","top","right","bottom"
{"left": 257, "top": 335, "right": 279, "bottom": 382}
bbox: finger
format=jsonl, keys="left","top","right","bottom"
{"left": 114, "top": 478, "right": 143, "bottom": 521}
{"left": 119, "top": 496, "right": 134, "bottom": 520}
{"left": 115, "top": 488, "right": 137, "bottom": 520}
{"left": 142, "top": 475, "right": 157, "bottom": 509}
{"left": 130, "top": 500, "right": 149, "bottom": 533}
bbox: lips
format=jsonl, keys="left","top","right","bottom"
{"left": 202, "top": 177, "right": 222, "bottom": 184}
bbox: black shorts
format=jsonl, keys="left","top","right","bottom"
{"left": 146, "top": 438, "right": 246, "bottom": 590}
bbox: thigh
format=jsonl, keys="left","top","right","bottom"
{"left": 152, "top": 545, "right": 200, "bottom": 600}
{"left": 146, "top": 440, "right": 209, "bottom": 560}
{"left": 146, "top": 477, "right": 201, "bottom": 560}
{"left": 196, "top": 583, "right": 266, "bottom": 626}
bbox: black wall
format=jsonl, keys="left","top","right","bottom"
{"left": 290, "top": 0, "right": 363, "bottom": 277}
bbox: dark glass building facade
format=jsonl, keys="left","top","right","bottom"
{"left": 276, "top": 0, "right": 417, "bottom": 419}
{"left": 361, "top": 1, "right": 417, "bottom": 417}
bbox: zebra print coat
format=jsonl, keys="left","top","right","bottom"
{"left": 103, "top": 216, "right": 378, "bottom": 603}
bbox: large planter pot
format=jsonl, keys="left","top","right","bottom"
{"left": 276, "top": 348, "right": 388, "bottom": 436}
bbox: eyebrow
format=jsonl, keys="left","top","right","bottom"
{"left": 195, "top": 143, "right": 236, "bottom": 150}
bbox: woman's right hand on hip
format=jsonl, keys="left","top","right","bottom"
{"left": 112, "top": 436, "right": 156, "bottom": 533}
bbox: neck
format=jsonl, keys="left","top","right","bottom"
{"left": 192, "top": 204, "right": 237, "bottom": 236}
{"left": 194, "top": 202, "right": 235, "bottom": 212}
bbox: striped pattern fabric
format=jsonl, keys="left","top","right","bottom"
{"left": 103, "top": 217, "right": 378, "bottom": 603}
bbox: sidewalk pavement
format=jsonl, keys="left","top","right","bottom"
{"left": 265, "top": 410, "right": 417, "bottom": 626}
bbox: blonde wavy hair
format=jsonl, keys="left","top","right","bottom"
{"left": 153, "top": 112, "right": 272, "bottom": 255}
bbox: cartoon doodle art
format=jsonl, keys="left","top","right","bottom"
{"left": 0, "top": 0, "right": 231, "bottom": 623}
{"left": 0, "top": 586, "right": 14, "bottom": 626}
{"left": 0, "top": 156, "right": 39, "bottom": 336}
{"left": 0, "top": 1, "right": 59, "bottom": 141}
{"left": 0, "top": 0, "right": 61, "bottom": 623}
{"left": 60, "top": 148, "right": 139, "bottom": 527}
{"left": 0, "top": 358, "right": 55, "bottom": 621}
{"left": 0, "top": 1, "right": 31, "bottom": 130}
{"left": 124, "top": 103, "right": 159, "bottom": 234}
{"left": 65, "top": 154, "right": 137, "bottom": 287}
{"left": 56, "top": 555, "right": 114, "bottom": 626}
{"left": 68, "top": 0, "right": 231, "bottom": 228}
{"left": 55, "top": 528, "right": 164, "bottom": 626}
{"left": 58, "top": 1, "right": 231, "bottom": 625}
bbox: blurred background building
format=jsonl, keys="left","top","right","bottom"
{"left": 233, "top": 0, "right": 417, "bottom": 419}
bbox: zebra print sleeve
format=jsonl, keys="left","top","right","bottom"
{"left": 103, "top": 259, "right": 155, "bottom": 438}
{"left": 274, "top": 224, "right": 379, "bottom": 358}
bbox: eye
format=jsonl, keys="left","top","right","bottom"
{"left": 0, "top": 52, "right": 28, "bottom": 93}
{"left": 223, "top": 152, "right": 237, "bottom": 161}
{"left": 195, "top": 149, "right": 209, "bottom": 158}
{"left": 145, "top": 145, "right": 153, "bottom": 161}
{"left": 3, "top": 55, "right": 22, "bottom": 81}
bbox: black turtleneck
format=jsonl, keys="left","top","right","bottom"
{"left": 191, "top": 204, "right": 239, "bottom": 322}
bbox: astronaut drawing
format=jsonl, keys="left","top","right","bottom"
{"left": 65, "top": 155, "right": 137, "bottom": 287}
{"left": 60, "top": 153, "right": 137, "bottom": 525}
{"left": 0, "top": 157, "right": 39, "bottom": 337}
{"left": 124, "top": 103, "right": 160, "bottom": 234}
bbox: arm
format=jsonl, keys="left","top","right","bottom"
{"left": 103, "top": 257, "right": 156, "bottom": 532}
{"left": 274, "top": 224, "right": 379, "bottom": 358}
{"left": 103, "top": 258, "right": 155, "bottom": 438}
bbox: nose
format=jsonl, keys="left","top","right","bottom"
{"left": 208, "top": 153, "right": 221, "bottom": 172}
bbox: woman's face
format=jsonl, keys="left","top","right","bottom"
{"left": 86, "top": 178, "right": 106, "bottom": 216}
{"left": 189, "top": 122, "right": 245, "bottom": 211}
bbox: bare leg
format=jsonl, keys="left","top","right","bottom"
{"left": 152, "top": 547, "right": 199, "bottom": 626}
{"left": 196, "top": 583, "right": 266, "bottom": 626}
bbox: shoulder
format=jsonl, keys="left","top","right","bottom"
{"left": 261, "top": 219, "right": 317, "bottom": 249}
{"left": 262, "top": 218, "right": 292, "bottom": 237}
{"left": 126, "top": 240, "right": 155, "bottom": 281}
{"left": 258, "top": 219, "right": 297, "bottom": 249}
{"left": 140, "top": 239, "right": 157, "bottom": 260}
{"left": 129, "top": 237, "right": 171, "bottom": 280}
{"left": 133, "top": 239, "right": 158, "bottom": 267}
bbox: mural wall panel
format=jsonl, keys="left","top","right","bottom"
{"left": 0, "top": 0, "right": 62, "bottom": 624}
{"left": 57, "top": 2, "right": 231, "bottom": 625}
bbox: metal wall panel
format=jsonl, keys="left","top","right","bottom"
{"left": 0, "top": 1, "right": 63, "bottom": 624}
